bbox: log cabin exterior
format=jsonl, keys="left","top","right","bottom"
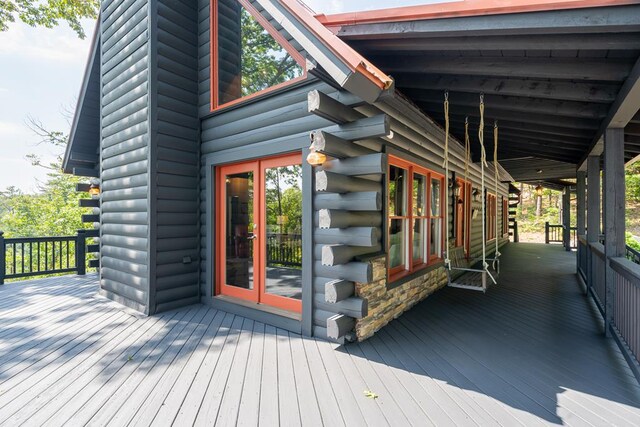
{"left": 62, "top": 0, "right": 640, "bottom": 344}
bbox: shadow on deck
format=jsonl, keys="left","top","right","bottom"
{"left": 0, "top": 243, "right": 638, "bottom": 426}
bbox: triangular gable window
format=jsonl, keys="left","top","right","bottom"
{"left": 212, "top": 0, "right": 306, "bottom": 109}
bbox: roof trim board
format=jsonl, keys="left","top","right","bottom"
{"left": 315, "top": 0, "right": 640, "bottom": 28}
{"left": 63, "top": 19, "right": 101, "bottom": 174}
{"left": 258, "top": 0, "right": 393, "bottom": 102}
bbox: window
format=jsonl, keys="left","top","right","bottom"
{"left": 455, "top": 178, "right": 471, "bottom": 255}
{"left": 211, "top": 0, "right": 306, "bottom": 110}
{"left": 388, "top": 156, "right": 444, "bottom": 281}
{"left": 486, "top": 193, "right": 497, "bottom": 241}
{"left": 502, "top": 197, "right": 509, "bottom": 236}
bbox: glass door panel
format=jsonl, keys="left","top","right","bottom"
{"left": 217, "top": 154, "right": 302, "bottom": 313}
{"left": 260, "top": 155, "right": 303, "bottom": 312}
{"left": 218, "top": 163, "right": 259, "bottom": 302}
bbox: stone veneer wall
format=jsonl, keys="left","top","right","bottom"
{"left": 354, "top": 255, "right": 448, "bottom": 341}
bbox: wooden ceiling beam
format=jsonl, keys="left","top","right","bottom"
{"left": 432, "top": 113, "right": 595, "bottom": 138}
{"left": 393, "top": 74, "right": 618, "bottom": 103}
{"left": 350, "top": 33, "right": 640, "bottom": 52}
{"left": 371, "top": 56, "right": 634, "bottom": 81}
{"left": 410, "top": 90, "right": 608, "bottom": 119}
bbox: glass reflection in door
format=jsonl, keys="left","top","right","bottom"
{"left": 264, "top": 163, "right": 302, "bottom": 301}
{"left": 224, "top": 171, "right": 255, "bottom": 292}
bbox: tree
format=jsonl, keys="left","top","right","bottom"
{"left": 0, "top": 0, "right": 99, "bottom": 38}
{"left": 239, "top": 7, "right": 302, "bottom": 97}
{"left": 0, "top": 117, "right": 90, "bottom": 238}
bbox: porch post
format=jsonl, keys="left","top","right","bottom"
{"left": 603, "top": 128, "right": 625, "bottom": 337}
{"left": 576, "top": 171, "right": 586, "bottom": 272}
{"left": 562, "top": 187, "right": 571, "bottom": 251}
{"left": 586, "top": 155, "right": 600, "bottom": 292}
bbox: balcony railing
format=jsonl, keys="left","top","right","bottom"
{"left": 266, "top": 233, "right": 302, "bottom": 268}
{"left": 578, "top": 235, "right": 640, "bottom": 382}
{"left": 0, "top": 230, "right": 91, "bottom": 284}
{"left": 545, "top": 223, "right": 577, "bottom": 249}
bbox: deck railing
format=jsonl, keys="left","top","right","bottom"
{"left": 266, "top": 233, "right": 302, "bottom": 268}
{"left": 610, "top": 257, "right": 640, "bottom": 381}
{"left": 0, "top": 230, "right": 88, "bottom": 284}
{"left": 589, "top": 242, "right": 607, "bottom": 316}
{"left": 545, "top": 223, "right": 577, "bottom": 249}
{"left": 577, "top": 235, "right": 588, "bottom": 282}
{"left": 580, "top": 238, "right": 640, "bottom": 381}
{"left": 627, "top": 245, "right": 640, "bottom": 265}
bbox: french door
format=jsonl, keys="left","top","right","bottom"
{"left": 216, "top": 153, "right": 302, "bottom": 313}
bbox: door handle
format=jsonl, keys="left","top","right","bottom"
{"left": 247, "top": 234, "right": 257, "bottom": 240}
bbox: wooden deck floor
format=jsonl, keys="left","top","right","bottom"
{"left": 1, "top": 243, "right": 639, "bottom": 426}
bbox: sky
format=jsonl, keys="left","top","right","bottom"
{"left": 0, "top": 0, "right": 447, "bottom": 194}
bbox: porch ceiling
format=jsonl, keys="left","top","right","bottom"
{"left": 333, "top": 3, "right": 640, "bottom": 180}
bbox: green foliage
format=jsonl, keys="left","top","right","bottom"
{"left": 239, "top": 7, "right": 302, "bottom": 97}
{"left": 0, "top": 119, "right": 90, "bottom": 238}
{"left": 626, "top": 162, "right": 640, "bottom": 202}
{"left": 627, "top": 232, "right": 640, "bottom": 252}
{"left": 0, "top": 0, "right": 99, "bottom": 38}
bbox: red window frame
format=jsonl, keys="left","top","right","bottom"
{"left": 486, "top": 192, "right": 497, "bottom": 241}
{"left": 215, "top": 153, "right": 303, "bottom": 313}
{"left": 502, "top": 197, "right": 509, "bottom": 236}
{"left": 210, "top": 0, "right": 307, "bottom": 112}
{"left": 387, "top": 155, "right": 444, "bottom": 283}
{"left": 455, "top": 178, "right": 472, "bottom": 256}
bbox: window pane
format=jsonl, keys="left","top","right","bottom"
{"left": 412, "top": 219, "right": 425, "bottom": 263}
{"left": 431, "top": 178, "right": 441, "bottom": 216}
{"left": 413, "top": 173, "right": 426, "bottom": 216}
{"left": 217, "top": 1, "right": 304, "bottom": 105}
{"left": 389, "top": 166, "right": 407, "bottom": 216}
{"left": 225, "top": 171, "right": 254, "bottom": 290}
{"left": 430, "top": 218, "right": 442, "bottom": 258}
{"left": 264, "top": 164, "right": 302, "bottom": 300}
{"left": 389, "top": 219, "right": 406, "bottom": 269}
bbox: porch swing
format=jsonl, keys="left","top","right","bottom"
{"left": 443, "top": 93, "right": 500, "bottom": 293}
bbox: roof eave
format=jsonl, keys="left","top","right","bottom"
{"left": 63, "top": 19, "right": 100, "bottom": 175}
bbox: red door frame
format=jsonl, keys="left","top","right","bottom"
{"left": 216, "top": 153, "right": 303, "bottom": 313}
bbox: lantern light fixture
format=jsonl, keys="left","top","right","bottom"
{"left": 535, "top": 185, "right": 543, "bottom": 197}
{"left": 306, "top": 151, "right": 326, "bottom": 166}
{"left": 88, "top": 181, "right": 100, "bottom": 197}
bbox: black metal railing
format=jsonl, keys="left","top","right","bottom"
{"left": 0, "top": 230, "right": 88, "bottom": 284}
{"left": 545, "top": 223, "right": 577, "bottom": 249}
{"left": 266, "top": 233, "right": 302, "bottom": 268}
{"left": 627, "top": 245, "right": 640, "bottom": 265}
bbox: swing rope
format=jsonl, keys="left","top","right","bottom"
{"left": 478, "top": 94, "right": 489, "bottom": 273}
{"left": 443, "top": 92, "right": 451, "bottom": 269}
{"left": 493, "top": 121, "right": 501, "bottom": 269}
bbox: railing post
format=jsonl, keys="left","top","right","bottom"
{"left": 0, "top": 231, "right": 5, "bottom": 285}
{"left": 76, "top": 230, "right": 86, "bottom": 276}
{"left": 545, "top": 222, "right": 549, "bottom": 244}
{"left": 604, "top": 128, "right": 625, "bottom": 338}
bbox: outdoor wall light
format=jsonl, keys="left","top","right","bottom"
{"left": 535, "top": 185, "right": 543, "bottom": 197}
{"left": 452, "top": 180, "right": 461, "bottom": 198}
{"left": 471, "top": 187, "right": 480, "bottom": 202}
{"left": 89, "top": 182, "right": 100, "bottom": 197}
{"left": 306, "top": 151, "right": 326, "bottom": 166}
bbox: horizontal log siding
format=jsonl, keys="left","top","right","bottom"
{"left": 100, "top": 0, "right": 150, "bottom": 313}
{"left": 153, "top": 0, "right": 201, "bottom": 312}
{"left": 198, "top": 81, "right": 340, "bottom": 296}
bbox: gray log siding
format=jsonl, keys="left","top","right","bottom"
{"left": 307, "top": 90, "right": 509, "bottom": 341}
{"left": 100, "top": 0, "right": 151, "bottom": 313}
{"left": 100, "top": 0, "right": 200, "bottom": 314}
{"left": 153, "top": 0, "right": 201, "bottom": 313}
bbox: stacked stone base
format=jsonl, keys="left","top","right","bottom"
{"left": 354, "top": 256, "right": 447, "bottom": 341}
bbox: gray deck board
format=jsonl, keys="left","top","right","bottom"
{"left": 0, "top": 244, "right": 639, "bottom": 426}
